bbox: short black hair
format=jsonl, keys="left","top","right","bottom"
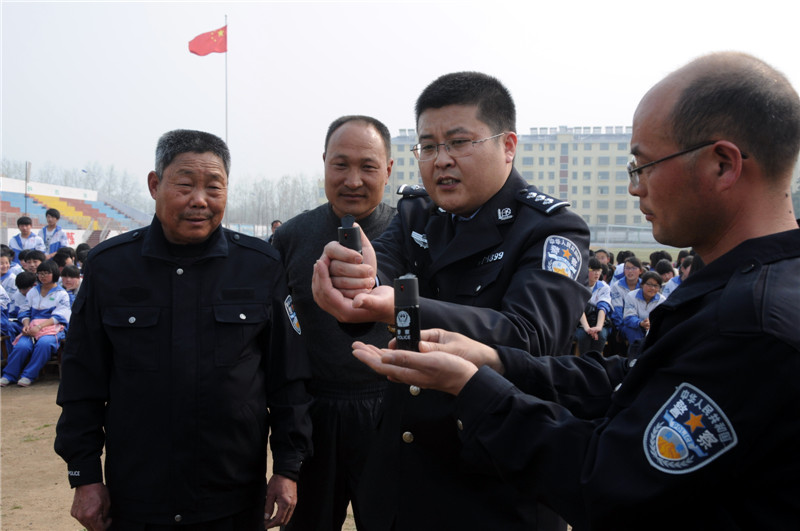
{"left": 154, "top": 129, "right": 231, "bottom": 179}
{"left": 26, "top": 250, "right": 46, "bottom": 263}
{"left": 654, "top": 259, "right": 675, "bottom": 276}
{"left": 415, "top": 72, "right": 516, "bottom": 134}
{"left": 324, "top": 115, "right": 392, "bottom": 162}
{"left": 641, "top": 271, "right": 663, "bottom": 286}
{"left": 15, "top": 271, "right": 37, "bottom": 290}
{"left": 588, "top": 257, "right": 603, "bottom": 270}
{"left": 61, "top": 265, "right": 81, "bottom": 279}
{"left": 17, "top": 216, "right": 32, "bottom": 226}
{"left": 37, "top": 260, "right": 60, "bottom": 282}
{"left": 45, "top": 208, "right": 61, "bottom": 219}
{"left": 0, "top": 244, "right": 14, "bottom": 260}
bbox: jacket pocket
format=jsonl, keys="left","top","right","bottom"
{"left": 212, "top": 303, "right": 268, "bottom": 366}
{"left": 102, "top": 306, "right": 160, "bottom": 371}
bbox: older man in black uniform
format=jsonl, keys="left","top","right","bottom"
{"left": 354, "top": 52, "right": 800, "bottom": 529}
{"left": 313, "top": 73, "right": 590, "bottom": 530}
{"left": 55, "top": 130, "right": 312, "bottom": 530}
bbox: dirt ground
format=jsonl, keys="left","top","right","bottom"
{"left": 1, "top": 372, "right": 356, "bottom": 531}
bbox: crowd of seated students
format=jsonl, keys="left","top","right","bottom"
{"left": 574, "top": 247, "right": 694, "bottom": 357}
{"left": 1, "top": 233, "right": 89, "bottom": 387}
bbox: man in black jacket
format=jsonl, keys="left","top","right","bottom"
{"left": 273, "top": 115, "right": 396, "bottom": 531}
{"left": 313, "top": 73, "right": 590, "bottom": 530}
{"left": 55, "top": 129, "right": 312, "bottom": 531}
{"left": 353, "top": 52, "right": 800, "bottom": 530}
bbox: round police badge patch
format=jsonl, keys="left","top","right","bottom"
{"left": 284, "top": 295, "right": 302, "bottom": 335}
{"left": 644, "top": 383, "right": 737, "bottom": 474}
{"left": 542, "top": 235, "right": 581, "bottom": 280}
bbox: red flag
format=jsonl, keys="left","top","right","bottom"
{"left": 188, "top": 25, "right": 227, "bottom": 56}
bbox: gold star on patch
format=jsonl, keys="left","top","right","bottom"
{"left": 684, "top": 412, "right": 705, "bottom": 433}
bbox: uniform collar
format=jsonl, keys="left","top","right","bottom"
{"left": 141, "top": 215, "right": 228, "bottom": 263}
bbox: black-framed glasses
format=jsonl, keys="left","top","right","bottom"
{"left": 626, "top": 140, "right": 748, "bottom": 187}
{"left": 411, "top": 133, "right": 506, "bottom": 162}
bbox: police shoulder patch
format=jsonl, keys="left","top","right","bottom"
{"left": 542, "top": 235, "right": 581, "bottom": 280}
{"left": 397, "top": 184, "right": 428, "bottom": 198}
{"left": 517, "top": 187, "right": 570, "bottom": 215}
{"left": 284, "top": 295, "right": 301, "bottom": 335}
{"left": 644, "top": 383, "right": 738, "bottom": 475}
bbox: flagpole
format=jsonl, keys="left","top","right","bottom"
{"left": 225, "top": 14, "right": 228, "bottom": 145}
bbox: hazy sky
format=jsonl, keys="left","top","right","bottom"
{"left": 3, "top": 0, "right": 799, "bottom": 192}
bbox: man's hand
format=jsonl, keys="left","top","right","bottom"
{"left": 264, "top": 474, "right": 297, "bottom": 528}
{"left": 353, "top": 340, "right": 479, "bottom": 396}
{"left": 396, "top": 328, "right": 505, "bottom": 374}
{"left": 71, "top": 483, "right": 111, "bottom": 531}
{"left": 312, "top": 230, "right": 395, "bottom": 323}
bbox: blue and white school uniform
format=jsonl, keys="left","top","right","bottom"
{"left": 1, "top": 284, "right": 71, "bottom": 383}
{"left": 8, "top": 233, "right": 46, "bottom": 264}
{"left": 1, "top": 270, "right": 17, "bottom": 299}
{"left": 609, "top": 278, "right": 640, "bottom": 329}
{"left": 39, "top": 225, "right": 69, "bottom": 255}
{"left": 661, "top": 275, "right": 682, "bottom": 298}
{"left": 621, "top": 288, "right": 665, "bottom": 344}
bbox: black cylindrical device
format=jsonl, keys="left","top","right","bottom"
{"left": 394, "top": 274, "right": 420, "bottom": 351}
{"left": 337, "top": 214, "right": 362, "bottom": 254}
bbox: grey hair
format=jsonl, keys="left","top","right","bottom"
{"left": 154, "top": 129, "right": 230, "bottom": 179}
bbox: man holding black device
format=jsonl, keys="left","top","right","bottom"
{"left": 272, "top": 115, "right": 396, "bottom": 531}
{"left": 313, "top": 72, "right": 590, "bottom": 530}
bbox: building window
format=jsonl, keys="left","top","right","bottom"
{"left": 615, "top": 200, "right": 627, "bottom": 209}
{"left": 597, "top": 214, "right": 608, "bottom": 224}
{"left": 539, "top": 157, "right": 545, "bottom": 165}
{"left": 522, "top": 157, "right": 534, "bottom": 165}
{"left": 615, "top": 186, "right": 628, "bottom": 195}
{"left": 548, "top": 186, "right": 555, "bottom": 194}
{"left": 598, "top": 171, "right": 610, "bottom": 180}
{"left": 618, "top": 142, "right": 628, "bottom": 150}
{"left": 548, "top": 157, "right": 556, "bottom": 165}
{"left": 523, "top": 171, "right": 534, "bottom": 180}
{"left": 616, "top": 171, "right": 628, "bottom": 181}
{"left": 583, "top": 215, "right": 591, "bottom": 224}
{"left": 583, "top": 186, "right": 592, "bottom": 194}
{"left": 549, "top": 172, "right": 555, "bottom": 180}
{"left": 616, "top": 156, "right": 628, "bottom": 165}
{"left": 614, "top": 214, "right": 627, "bottom": 224}
{"left": 600, "top": 143, "right": 609, "bottom": 150}
{"left": 598, "top": 156, "right": 610, "bottom": 165}
{"left": 583, "top": 156, "right": 592, "bottom": 165}
{"left": 582, "top": 200, "right": 591, "bottom": 209}
{"left": 585, "top": 144, "right": 592, "bottom": 151}
{"left": 598, "top": 186, "right": 609, "bottom": 195}
{"left": 397, "top": 144, "right": 405, "bottom": 152}
{"left": 549, "top": 144, "right": 556, "bottom": 151}
{"left": 524, "top": 144, "right": 533, "bottom": 151}
{"left": 583, "top": 171, "right": 591, "bottom": 180}
{"left": 397, "top": 171, "right": 405, "bottom": 178}
{"left": 572, "top": 157, "right": 578, "bottom": 165}
{"left": 634, "top": 215, "right": 642, "bottom": 224}
{"left": 597, "top": 200, "right": 609, "bottom": 209}
{"left": 572, "top": 186, "right": 578, "bottom": 195}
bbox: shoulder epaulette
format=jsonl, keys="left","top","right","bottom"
{"left": 516, "top": 187, "right": 571, "bottom": 215}
{"left": 224, "top": 229, "right": 279, "bottom": 259}
{"left": 397, "top": 184, "right": 428, "bottom": 198}
{"left": 89, "top": 226, "right": 147, "bottom": 257}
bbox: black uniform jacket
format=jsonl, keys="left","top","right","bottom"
{"left": 358, "top": 169, "right": 591, "bottom": 530}
{"left": 456, "top": 229, "right": 800, "bottom": 530}
{"left": 54, "top": 217, "right": 312, "bottom": 525}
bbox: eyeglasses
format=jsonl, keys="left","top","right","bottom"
{"left": 643, "top": 282, "right": 661, "bottom": 289}
{"left": 411, "top": 133, "right": 506, "bottom": 162}
{"left": 626, "top": 140, "right": 748, "bottom": 188}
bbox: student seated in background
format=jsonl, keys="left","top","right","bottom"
{"left": 621, "top": 271, "right": 665, "bottom": 348}
{"left": 23, "top": 250, "right": 46, "bottom": 275}
{"left": 574, "top": 257, "right": 612, "bottom": 355}
{"left": 0, "top": 261, "right": 71, "bottom": 387}
{"left": 60, "top": 265, "right": 82, "bottom": 306}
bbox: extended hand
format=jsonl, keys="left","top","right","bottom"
{"left": 353, "top": 341, "right": 479, "bottom": 396}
